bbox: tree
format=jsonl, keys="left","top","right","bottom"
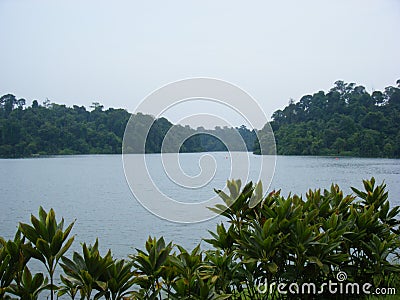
{"left": 90, "top": 102, "right": 104, "bottom": 111}
{"left": 0, "top": 94, "right": 17, "bottom": 116}
{"left": 264, "top": 80, "right": 400, "bottom": 158}
{"left": 32, "top": 100, "right": 39, "bottom": 109}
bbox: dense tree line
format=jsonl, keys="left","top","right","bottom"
{"left": 0, "top": 96, "right": 130, "bottom": 157}
{"left": 0, "top": 95, "right": 256, "bottom": 158}
{"left": 255, "top": 80, "right": 400, "bottom": 158}
{"left": 2, "top": 79, "right": 399, "bottom": 158}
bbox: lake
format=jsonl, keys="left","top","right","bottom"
{"left": 1, "top": 153, "right": 399, "bottom": 259}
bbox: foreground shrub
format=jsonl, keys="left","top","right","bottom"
{"left": 207, "top": 178, "right": 400, "bottom": 299}
{"left": 18, "top": 206, "right": 75, "bottom": 300}
{"left": 0, "top": 231, "right": 34, "bottom": 299}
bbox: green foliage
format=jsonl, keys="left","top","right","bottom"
{"left": 167, "top": 244, "right": 204, "bottom": 298}
{"left": 255, "top": 80, "right": 400, "bottom": 157}
{"left": 0, "top": 99, "right": 257, "bottom": 158}
{"left": 57, "top": 275, "right": 79, "bottom": 300}
{"left": 59, "top": 251, "right": 134, "bottom": 300}
{"left": 129, "top": 236, "right": 172, "bottom": 299}
{"left": 205, "top": 178, "right": 400, "bottom": 299}
{"left": 18, "top": 206, "right": 75, "bottom": 300}
{"left": 2, "top": 79, "right": 400, "bottom": 158}
{"left": 60, "top": 239, "right": 113, "bottom": 300}
{"left": 6, "top": 266, "right": 48, "bottom": 300}
{"left": 105, "top": 259, "right": 136, "bottom": 300}
{"left": 0, "top": 231, "right": 33, "bottom": 298}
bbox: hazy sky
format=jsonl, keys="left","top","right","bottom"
{"left": 1, "top": 0, "right": 399, "bottom": 127}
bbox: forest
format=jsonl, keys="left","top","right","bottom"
{"left": 255, "top": 80, "right": 400, "bottom": 157}
{"left": 0, "top": 97, "right": 256, "bottom": 158}
{"left": 1, "top": 79, "right": 399, "bottom": 158}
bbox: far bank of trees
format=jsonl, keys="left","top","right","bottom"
{"left": 1, "top": 79, "right": 400, "bottom": 158}
{"left": 255, "top": 80, "right": 400, "bottom": 158}
{"left": 0, "top": 96, "right": 256, "bottom": 158}
{"left": 0, "top": 97, "right": 130, "bottom": 157}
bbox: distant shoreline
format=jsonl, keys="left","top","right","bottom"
{"left": 1, "top": 152, "right": 399, "bottom": 160}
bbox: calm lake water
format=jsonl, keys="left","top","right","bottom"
{"left": 1, "top": 153, "right": 399, "bottom": 259}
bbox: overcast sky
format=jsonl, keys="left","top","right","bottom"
{"left": 1, "top": 0, "right": 399, "bottom": 127}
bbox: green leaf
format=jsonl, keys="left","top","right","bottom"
{"left": 46, "top": 208, "right": 57, "bottom": 240}
{"left": 31, "top": 273, "right": 45, "bottom": 291}
{"left": 56, "top": 236, "right": 74, "bottom": 260}
{"left": 308, "top": 256, "right": 323, "bottom": 268}
{"left": 22, "top": 266, "right": 32, "bottom": 288}
{"left": 266, "top": 262, "right": 278, "bottom": 273}
{"left": 50, "top": 230, "right": 63, "bottom": 256}
{"left": 22, "top": 243, "right": 46, "bottom": 264}
{"left": 95, "top": 280, "right": 108, "bottom": 291}
{"left": 38, "top": 206, "right": 47, "bottom": 223}
{"left": 62, "top": 221, "right": 75, "bottom": 243}
{"left": 36, "top": 238, "right": 51, "bottom": 260}
{"left": 19, "top": 223, "right": 39, "bottom": 244}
